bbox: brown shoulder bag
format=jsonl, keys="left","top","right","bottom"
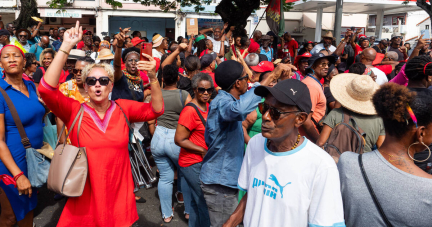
{"left": 47, "top": 106, "right": 88, "bottom": 197}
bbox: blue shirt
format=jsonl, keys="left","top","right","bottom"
{"left": 29, "top": 44, "right": 54, "bottom": 61}
{"left": 200, "top": 83, "right": 262, "bottom": 188}
{"left": 52, "top": 40, "right": 62, "bottom": 51}
{"left": 260, "top": 48, "right": 273, "bottom": 62}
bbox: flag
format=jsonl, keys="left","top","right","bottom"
{"left": 266, "top": 0, "right": 285, "bottom": 37}
{"left": 10, "top": 37, "right": 27, "bottom": 54}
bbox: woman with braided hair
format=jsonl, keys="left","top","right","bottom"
{"left": 404, "top": 55, "right": 432, "bottom": 171}
{"left": 338, "top": 83, "right": 432, "bottom": 226}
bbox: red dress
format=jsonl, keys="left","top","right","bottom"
{"left": 38, "top": 78, "right": 164, "bottom": 227}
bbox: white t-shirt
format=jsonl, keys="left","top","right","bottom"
{"left": 238, "top": 134, "right": 345, "bottom": 227}
{"left": 152, "top": 49, "right": 163, "bottom": 60}
{"left": 370, "top": 67, "right": 388, "bottom": 85}
{"left": 206, "top": 36, "right": 228, "bottom": 54}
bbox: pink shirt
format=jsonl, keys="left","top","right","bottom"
{"left": 390, "top": 64, "right": 408, "bottom": 86}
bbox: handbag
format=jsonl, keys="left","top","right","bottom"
{"left": 359, "top": 154, "right": 394, "bottom": 227}
{"left": 0, "top": 87, "right": 50, "bottom": 188}
{"left": 47, "top": 106, "right": 88, "bottom": 197}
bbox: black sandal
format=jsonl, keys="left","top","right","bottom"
{"left": 135, "top": 197, "right": 147, "bottom": 203}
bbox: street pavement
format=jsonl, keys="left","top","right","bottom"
{"left": 33, "top": 167, "right": 189, "bottom": 227}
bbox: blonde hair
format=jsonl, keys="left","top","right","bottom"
{"left": 39, "top": 48, "right": 56, "bottom": 63}
{"left": 81, "top": 63, "right": 115, "bottom": 83}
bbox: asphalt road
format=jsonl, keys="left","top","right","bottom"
{"left": 33, "top": 167, "right": 189, "bottom": 227}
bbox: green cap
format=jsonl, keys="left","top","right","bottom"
{"left": 195, "top": 35, "right": 205, "bottom": 43}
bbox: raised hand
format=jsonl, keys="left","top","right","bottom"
{"left": 114, "top": 27, "right": 131, "bottom": 47}
{"left": 356, "top": 28, "right": 362, "bottom": 34}
{"left": 178, "top": 43, "right": 188, "bottom": 52}
{"left": 415, "top": 34, "right": 431, "bottom": 50}
{"left": 63, "top": 20, "right": 83, "bottom": 50}
{"left": 272, "top": 63, "right": 297, "bottom": 81}
{"left": 223, "top": 22, "right": 229, "bottom": 31}
{"left": 138, "top": 53, "right": 157, "bottom": 80}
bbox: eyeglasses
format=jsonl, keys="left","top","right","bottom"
{"left": 31, "top": 62, "right": 39, "bottom": 66}
{"left": 258, "top": 102, "right": 299, "bottom": 121}
{"left": 127, "top": 59, "right": 139, "bottom": 63}
{"left": 318, "top": 62, "right": 330, "bottom": 68}
{"left": 238, "top": 75, "right": 249, "bottom": 81}
{"left": 197, "top": 87, "right": 214, "bottom": 94}
{"left": 85, "top": 77, "right": 111, "bottom": 86}
{"left": 72, "top": 68, "right": 82, "bottom": 74}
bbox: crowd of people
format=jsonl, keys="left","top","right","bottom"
{"left": 0, "top": 18, "right": 432, "bottom": 227}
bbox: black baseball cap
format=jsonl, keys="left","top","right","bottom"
{"left": 201, "top": 53, "right": 217, "bottom": 69}
{"left": 0, "top": 29, "right": 10, "bottom": 37}
{"left": 254, "top": 79, "right": 312, "bottom": 114}
{"left": 215, "top": 60, "right": 244, "bottom": 90}
{"left": 306, "top": 53, "right": 336, "bottom": 72}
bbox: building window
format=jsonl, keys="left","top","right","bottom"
{"left": 392, "top": 16, "right": 405, "bottom": 25}
{"left": 426, "top": 25, "right": 430, "bottom": 30}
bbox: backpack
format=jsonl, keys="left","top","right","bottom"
{"left": 324, "top": 110, "right": 366, "bottom": 158}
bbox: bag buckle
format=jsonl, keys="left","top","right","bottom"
{"left": 21, "top": 138, "right": 32, "bottom": 149}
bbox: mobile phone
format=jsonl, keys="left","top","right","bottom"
{"left": 140, "top": 42, "right": 152, "bottom": 61}
{"left": 421, "top": 30, "right": 430, "bottom": 39}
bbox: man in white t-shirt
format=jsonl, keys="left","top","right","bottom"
{"left": 199, "top": 23, "right": 231, "bottom": 58}
{"left": 223, "top": 79, "right": 345, "bottom": 227}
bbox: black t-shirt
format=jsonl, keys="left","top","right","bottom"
{"left": 177, "top": 75, "right": 194, "bottom": 98}
{"left": 388, "top": 46, "right": 404, "bottom": 61}
{"left": 324, "top": 86, "right": 336, "bottom": 114}
{"left": 409, "top": 87, "right": 432, "bottom": 172}
{"left": 372, "top": 45, "right": 386, "bottom": 54}
{"left": 111, "top": 73, "right": 144, "bottom": 102}
{"left": 33, "top": 66, "right": 47, "bottom": 83}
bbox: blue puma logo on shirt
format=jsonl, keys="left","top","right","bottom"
{"left": 268, "top": 174, "right": 291, "bottom": 198}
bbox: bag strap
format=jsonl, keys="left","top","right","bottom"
{"left": 0, "top": 87, "right": 31, "bottom": 148}
{"left": 115, "top": 101, "right": 133, "bottom": 132}
{"left": 358, "top": 154, "right": 394, "bottom": 227}
{"left": 343, "top": 109, "right": 365, "bottom": 135}
{"left": 179, "top": 89, "right": 185, "bottom": 108}
{"left": 185, "top": 103, "right": 206, "bottom": 126}
{"left": 56, "top": 106, "right": 84, "bottom": 147}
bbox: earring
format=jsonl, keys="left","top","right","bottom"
{"left": 407, "top": 142, "right": 431, "bottom": 162}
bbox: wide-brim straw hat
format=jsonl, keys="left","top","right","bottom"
{"left": 97, "top": 49, "right": 114, "bottom": 60}
{"left": 330, "top": 73, "right": 379, "bottom": 115}
{"left": 322, "top": 31, "right": 335, "bottom": 40}
{"left": 152, "top": 34, "right": 163, "bottom": 48}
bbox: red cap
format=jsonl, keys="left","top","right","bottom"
{"left": 83, "top": 30, "right": 92, "bottom": 35}
{"left": 250, "top": 61, "right": 274, "bottom": 73}
{"left": 358, "top": 34, "right": 367, "bottom": 39}
{"left": 248, "top": 42, "right": 260, "bottom": 53}
{"left": 131, "top": 37, "right": 144, "bottom": 47}
{"left": 293, "top": 52, "right": 312, "bottom": 66}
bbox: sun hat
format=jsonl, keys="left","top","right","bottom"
{"left": 16, "top": 29, "right": 31, "bottom": 39}
{"left": 131, "top": 37, "right": 144, "bottom": 47}
{"left": 152, "top": 34, "right": 164, "bottom": 47}
{"left": 250, "top": 61, "right": 274, "bottom": 73}
{"left": 68, "top": 49, "right": 86, "bottom": 60}
{"left": 391, "top": 32, "right": 402, "bottom": 39}
{"left": 97, "top": 49, "right": 114, "bottom": 60}
{"left": 307, "top": 53, "right": 336, "bottom": 71}
{"left": 255, "top": 79, "right": 312, "bottom": 114}
{"left": 321, "top": 31, "right": 335, "bottom": 40}
{"left": 330, "top": 73, "right": 380, "bottom": 115}
{"left": 215, "top": 60, "right": 244, "bottom": 90}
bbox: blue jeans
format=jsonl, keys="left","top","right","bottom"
{"left": 180, "top": 162, "right": 210, "bottom": 227}
{"left": 151, "top": 126, "right": 191, "bottom": 218}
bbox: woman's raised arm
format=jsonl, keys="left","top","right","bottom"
{"left": 44, "top": 21, "right": 83, "bottom": 87}
{"left": 137, "top": 53, "right": 163, "bottom": 113}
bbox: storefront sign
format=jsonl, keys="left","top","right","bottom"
{"left": 44, "top": 9, "right": 81, "bottom": 18}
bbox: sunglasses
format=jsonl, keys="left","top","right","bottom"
{"left": 197, "top": 87, "right": 214, "bottom": 94}
{"left": 19, "top": 35, "right": 27, "bottom": 38}
{"left": 238, "top": 75, "right": 249, "bottom": 81}
{"left": 85, "top": 77, "right": 111, "bottom": 86}
{"left": 258, "top": 102, "right": 299, "bottom": 121}
{"left": 31, "top": 62, "right": 39, "bottom": 66}
{"left": 72, "top": 68, "right": 82, "bottom": 74}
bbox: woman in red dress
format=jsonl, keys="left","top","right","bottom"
{"left": 38, "top": 21, "right": 164, "bottom": 227}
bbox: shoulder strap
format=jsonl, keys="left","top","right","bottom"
{"left": 358, "top": 154, "right": 394, "bottom": 227}
{"left": 33, "top": 44, "right": 38, "bottom": 54}
{"left": 40, "top": 67, "right": 46, "bottom": 74}
{"left": 343, "top": 109, "right": 365, "bottom": 135}
{"left": 56, "top": 106, "right": 84, "bottom": 147}
{"left": 186, "top": 103, "right": 206, "bottom": 126}
{"left": 179, "top": 89, "right": 185, "bottom": 108}
{"left": 0, "top": 87, "right": 31, "bottom": 148}
{"left": 115, "top": 101, "right": 132, "bottom": 132}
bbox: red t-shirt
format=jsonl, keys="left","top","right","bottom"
{"left": 354, "top": 44, "right": 364, "bottom": 58}
{"left": 201, "top": 70, "right": 218, "bottom": 87}
{"left": 288, "top": 40, "right": 299, "bottom": 58}
{"left": 178, "top": 104, "right": 209, "bottom": 167}
{"left": 375, "top": 65, "right": 392, "bottom": 75}
{"left": 76, "top": 41, "right": 84, "bottom": 50}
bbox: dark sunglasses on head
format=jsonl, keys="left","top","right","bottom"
{"left": 258, "top": 102, "right": 299, "bottom": 121}
{"left": 72, "top": 68, "right": 82, "bottom": 74}
{"left": 197, "top": 87, "right": 214, "bottom": 94}
{"left": 85, "top": 77, "right": 111, "bottom": 86}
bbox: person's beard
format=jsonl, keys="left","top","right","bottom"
{"left": 324, "top": 42, "right": 330, "bottom": 48}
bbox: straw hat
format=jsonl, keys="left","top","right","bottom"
{"left": 152, "top": 34, "right": 163, "bottom": 47}
{"left": 97, "top": 49, "right": 114, "bottom": 60}
{"left": 68, "top": 49, "right": 86, "bottom": 60}
{"left": 322, "top": 31, "right": 335, "bottom": 40}
{"left": 330, "top": 73, "right": 379, "bottom": 115}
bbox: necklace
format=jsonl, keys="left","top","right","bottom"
{"left": 267, "top": 133, "right": 301, "bottom": 151}
{"left": 379, "top": 150, "right": 413, "bottom": 163}
{"left": 5, "top": 78, "right": 24, "bottom": 92}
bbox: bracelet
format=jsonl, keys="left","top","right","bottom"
{"left": 116, "top": 45, "right": 123, "bottom": 48}
{"left": 150, "top": 80, "right": 158, "bottom": 85}
{"left": 59, "top": 49, "right": 69, "bottom": 55}
{"left": 14, "top": 172, "right": 24, "bottom": 182}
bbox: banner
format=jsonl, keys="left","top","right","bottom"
{"left": 187, "top": 18, "right": 198, "bottom": 36}
{"left": 266, "top": 0, "right": 285, "bottom": 37}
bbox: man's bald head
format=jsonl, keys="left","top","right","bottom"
{"left": 253, "top": 30, "right": 262, "bottom": 42}
{"left": 361, "top": 48, "right": 377, "bottom": 62}
{"left": 385, "top": 51, "right": 398, "bottom": 61}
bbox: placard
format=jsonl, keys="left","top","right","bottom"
{"left": 187, "top": 18, "right": 198, "bottom": 36}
